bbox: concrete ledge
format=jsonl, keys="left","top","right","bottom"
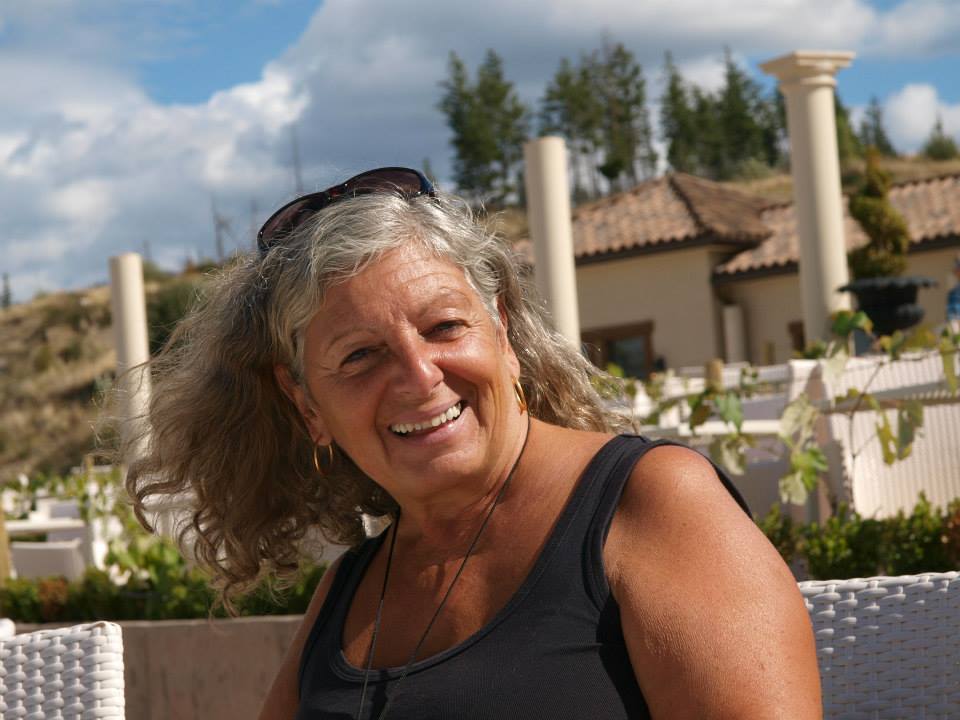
{"left": 20, "top": 615, "right": 303, "bottom": 720}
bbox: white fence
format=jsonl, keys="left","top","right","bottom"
{"left": 636, "top": 351, "right": 960, "bottom": 520}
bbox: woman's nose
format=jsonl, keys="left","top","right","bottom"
{"left": 393, "top": 337, "right": 443, "bottom": 396}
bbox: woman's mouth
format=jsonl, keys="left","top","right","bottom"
{"left": 389, "top": 401, "right": 463, "bottom": 436}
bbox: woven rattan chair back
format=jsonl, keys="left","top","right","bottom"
{"left": 0, "top": 620, "right": 124, "bottom": 719}
{"left": 800, "top": 572, "right": 960, "bottom": 719}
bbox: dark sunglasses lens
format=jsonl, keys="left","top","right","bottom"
{"left": 259, "top": 168, "right": 433, "bottom": 253}
{"left": 342, "top": 168, "right": 429, "bottom": 197}
{"left": 259, "top": 194, "right": 328, "bottom": 248}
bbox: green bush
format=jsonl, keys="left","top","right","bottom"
{"left": 0, "top": 559, "right": 326, "bottom": 624}
{"left": 758, "top": 495, "right": 960, "bottom": 580}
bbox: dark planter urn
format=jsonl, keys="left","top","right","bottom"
{"left": 838, "top": 276, "right": 937, "bottom": 337}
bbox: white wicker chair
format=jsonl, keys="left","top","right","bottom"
{"left": 799, "top": 572, "right": 960, "bottom": 719}
{"left": 0, "top": 620, "right": 124, "bottom": 719}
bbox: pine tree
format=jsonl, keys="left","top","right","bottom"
{"left": 714, "top": 49, "right": 768, "bottom": 179}
{"left": 858, "top": 97, "right": 898, "bottom": 157}
{"left": 691, "top": 86, "right": 724, "bottom": 179}
{"left": 475, "top": 50, "right": 529, "bottom": 203}
{"left": 921, "top": 116, "right": 959, "bottom": 160}
{"left": 438, "top": 50, "right": 529, "bottom": 203}
{"left": 589, "top": 41, "right": 657, "bottom": 191}
{"left": 659, "top": 53, "right": 698, "bottom": 173}
{"left": 1, "top": 273, "right": 11, "bottom": 309}
{"left": 835, "top": 94, "right": 863, "bottom": 166}
{"left": 540, "top": 57, "right": 602, "bottom": 199}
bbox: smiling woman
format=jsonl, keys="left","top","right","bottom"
{"left": 120, "top": 168, "right": 822, "bottom": 720}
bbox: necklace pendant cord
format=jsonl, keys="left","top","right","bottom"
{"left": 355, "top": 414, "right": 532, "bottom": 720}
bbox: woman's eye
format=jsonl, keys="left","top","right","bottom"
{"left": 342, "top": 347, "right": 372, "bottom": 365}
{"left": 430, "top": 320, "right": 462, "bottom": 335}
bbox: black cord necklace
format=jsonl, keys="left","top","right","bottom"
{"left": 355, "top": 413, "right": 532, "bottom": 720}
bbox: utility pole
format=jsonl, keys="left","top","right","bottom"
{"left": 291, "top": 124, "right": 304, "bottom": 195}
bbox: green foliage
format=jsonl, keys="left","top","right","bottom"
{"left": 921, "top": 117, "right": 959, "bottom": 161}
{"left": 589, "top": 41, "right": 658, "bottom": 188}
{"left": 656, "top": 50, "right": 782, "bottom": 181}
{"left": 858, "top": 97, "right": 898, "bottom": 157}
{"left": 439, "top": 50, "right": 529, "bottom": 204}
{"left": 147, "top": 279, "right": 201, "bottom": 354}
{"left": 0, "top": 560, "right": 326, "bottom": 624}
{"left": 540, "top": 57, "right": 603, "bottom": 199}
{"left": 659, "top": 52, "right": 698, "bottom": 174}
{"left": 847, "top": 148, "right": 911, "bottom": 279}
{"left": 835, "top": 94, "right": 863, "bottom": 165}
{"left": 141, "top": 260, "right": 173, "bottom": 283}
{"left": 759, "top": 497, "right": 960, "bottom": 580}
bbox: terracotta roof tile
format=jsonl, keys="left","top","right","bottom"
{"left": 516, "top": 173, "right": 770, "bottom": 264}
{"left": 716, "top": 173, "right": 960, "bottom": 277}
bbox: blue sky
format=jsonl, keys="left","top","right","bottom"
{"left": 2, "top": 0, "right": 959, "bottom": 300}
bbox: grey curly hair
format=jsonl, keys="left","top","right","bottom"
{"left": 123, "top": 190, "right": 629, "bottom": 607}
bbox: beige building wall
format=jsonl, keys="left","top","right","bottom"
{"left": 576, "top": 247, "right": 724, "bottom": 369}
{"left": 907, "top": 246, "right": 959, "bottom": 327}
{"left": 719, "top": 274, "right": 803, "bottom": 365}
{"left": 719, "top": 244, "right": 958, "bottom": 366}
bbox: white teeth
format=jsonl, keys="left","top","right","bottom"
{"left": 391, "top": 402, "right": 462, "bottom": 435}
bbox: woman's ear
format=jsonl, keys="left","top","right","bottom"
{"left": 274, "top": 365, "right": 331, "bottom": 446}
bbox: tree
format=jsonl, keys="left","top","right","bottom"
{"left": 713, "top": 49, "right": 770, "bottom": 179}
{"left": 438, "top": 50, "right": 529, "bottom": 204}
{"left": 659, "top": 53, "right": 698, "bottom": 173}
{"left": 1, "top": 273, "right": 11, "bottom": 309}
{"left": 847, "top": 147, "right": 911, "bottom": 279}
{"left": 921, "top": 116, "right": 959, "bottom": 161}
{"left": 540, "top": 57, "right": 603, "bottom": 199}
{"left": 835, "top": 94, "right": 863, "bottom": 166}
{"left": 858, "top": 97, "right": 898, "bottom": 157}
{"left": 588, "top": 41, "right": 657, "bottom": 190}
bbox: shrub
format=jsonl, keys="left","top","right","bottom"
{"left": 847, "top": 147, "right": 911, "bottom": 279}
{"left": 758, "top": 495, "right": 960, "bottom": 580}
{"left": 0, "top": 559, "right": 326, "bottom": 623}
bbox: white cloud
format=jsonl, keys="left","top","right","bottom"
{"left": 884, "top": 83, "right": 960, "bottom": 153}
{"left": 1, "top": 0, "right": 958, "bottom": 303}
{"left": 867, "top": 0, "right": 960, "bottom": 58}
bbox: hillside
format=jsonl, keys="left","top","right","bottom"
{"left": 0, "top": 287, "right": 116, "bottom": 483}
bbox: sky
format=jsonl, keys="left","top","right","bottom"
{"left": 2, "top": 0, "right": 959, "bottom": 301}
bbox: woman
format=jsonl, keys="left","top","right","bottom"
{"left": 126, "top": 167, "right": 821, "bottom": 719}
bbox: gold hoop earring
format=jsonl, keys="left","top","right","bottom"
{"left": 513, "top": 378, "right": 527, "bottom": 414}
{"left": 313, "top": 444, "right": 335, "bottom": 474}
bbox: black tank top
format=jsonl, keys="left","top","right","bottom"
{"left": 296, "top": 435, "right": 749, "bottom": 719}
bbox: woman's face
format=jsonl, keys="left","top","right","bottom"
{"left": 282, "top": 243, "right": 523, "bottom": 505}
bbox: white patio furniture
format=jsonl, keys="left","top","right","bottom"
{"left": 800, "top": 571, "right": 960, "bottom": 719}
{"left": 0, "top": 621, "right": 125, "bottom": 718}
{"left": 9, "top": 538, "right": 87, "bottom": 582}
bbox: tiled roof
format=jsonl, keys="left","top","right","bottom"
{"left": 514, "top": 173, "right": 771, "bottom": 265}
{"left": 716, "top": 173, "right": 960, "bottom": 277}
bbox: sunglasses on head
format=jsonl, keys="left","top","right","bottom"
{"left": 256, "top": 166, "right": 436, "bottom": 255}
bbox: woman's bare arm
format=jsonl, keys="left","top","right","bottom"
{"left": 257, "top": 555, "right": 344, "bottom": 720}
{"left": 605, "top": 445, "right": 822, "bottom": 719}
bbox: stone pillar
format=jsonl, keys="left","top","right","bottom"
{"left": 109, "top": 253, "right": 152, "bottom": 459}
{"left": 523, "top": 136, "right": 581, "bottom": 347}
{"left": 722, "top": 304, "right": 748, "bottom": 363}
{"left": 761, "top": 51, "right": 854, "bottom": 344}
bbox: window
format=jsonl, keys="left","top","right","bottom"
{"left": 581, "top": 321, "right": 655, "bottom": 379}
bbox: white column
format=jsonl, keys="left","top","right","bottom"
{"left": 523, "top": 136, "right": 581, "bottom": 347}
{"left": 761, "top": 51, "right": 854, "bottom": 344}
{"left": 109, "top": 253, "right": 152, "bottom": 459}
{"left": 722, "top": 305, "right": 748, "bottom": 363}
